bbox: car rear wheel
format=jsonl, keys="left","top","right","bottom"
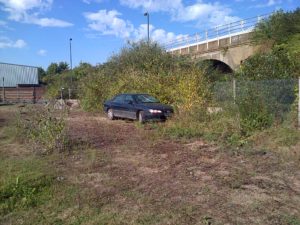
{"left": 138, "top": 111, "right": 145, "bottom": 123}
{"left": 107, "top": 109, "right": 115, "bottom": 120}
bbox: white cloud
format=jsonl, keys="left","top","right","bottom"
{"left": 84, "top": 9, "right": 134, "bottom": 38}
{"left": 0, "top": 0, "right": 73, "bottom": 27}
{"left": 267, "top": 0, "right": 279, "bottom": 6}
{"left": 29, "top": 17, "right": 73, "bottom": 27}
{"left": 133, "top": 24, "right": 187, "bottom": 43}
{"left": 133, "top": 24, "right": 154, "bottom": 40}
{"left": 0, "top": 20, "right": 7, "bottom": 26}
{"left": 37, "top": 49, "right": 47, "bottom": 56}
{"left": 82, "top": 0, "right": 103, "bottom": 4}
{"left": 152, "top": 29, "right": 187, "bottom": 44}
{"left": 120, "top": 0, "right": 240, "bottom": 27}
{"left": 120, "top": 0, "right": 181, "bottom": 13}
{"left": 83, "top": 8, "right": 188, "bottom": 47}
{"left": 253, "top": 0, "right": 282, "bottom": 8}
{"left": 174, "top": 2, "right": 240, "bottom": 26}
{"left": 84, "top": 9, "right": 187, "bottom": 44}
{"left": 14, "top": 39, "right": 27, "bottom": 48}
{"left": 0, "top": 36, "right": 27, "bottom": 49}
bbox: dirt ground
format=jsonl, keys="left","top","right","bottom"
{"left": 1, "top": 106, "right": 300, "bottom": 224}
{"left": 65, "top": 110, "right": 300, "bottom": 224}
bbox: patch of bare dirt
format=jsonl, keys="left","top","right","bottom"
{"left": 60, "top": 110, "right": 300, "bottom": 224}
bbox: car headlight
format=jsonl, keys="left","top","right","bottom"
{"left": 149, "top": 109, "right": 162, "bottom": 114}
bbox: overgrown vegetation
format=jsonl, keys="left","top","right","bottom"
{"left": 79, "top": 42, "right": 211, "bottom": 112}
{"left": 0, "top": 114, "right": 76, "bottom": 224}
{"left": 16, "top": 106, "right": 69, "bottom": 154}
{"left": 41, "top": 10, "right": 300, "bottom": 151}
{"left": 239, "top": 8, "right": 300, "bottom": 80}
{"left": 0, "top": 171, "right": 54, "bottom": 216}
{"left": 1, "top": 9, "right": 299, "bottom": 225}
{"left": 1, "top": 105, "right": 299, "bottom": 224}
{"left": 42, "top": 62, "right": 94, "bottom": 99}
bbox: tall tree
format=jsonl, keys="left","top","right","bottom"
{"left": 253, "top": 8, "right": 300, "bottom": 46}
{"left": 46, "top": 62, "right": 69, "bottom": 75}
{"left": 37, "top": 67, "right": 46, "bottom": 82}
{"left": 46, "top": 63, "right": 59, "bottom": 75}
{"left": 57, "top": 62, "right": 69, "bottom": 73}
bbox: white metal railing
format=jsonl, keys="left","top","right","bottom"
{"left": 163, "top": 13, "right": 271, "bottom": 51}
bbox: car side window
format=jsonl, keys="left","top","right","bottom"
{"left": 112, "top": 95, "right": 124, "bottom": 103}
{"left": 124, "top": 95, "right": 134, "bottom": 103}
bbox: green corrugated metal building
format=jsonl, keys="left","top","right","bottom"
{"left": 0, "top": 62, "right": 39, "bottom": 87}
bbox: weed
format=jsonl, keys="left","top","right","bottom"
{"left": 202, "top": 216, "right": 213, "bottom": 225}
{"left": 283, "top": 215, "right": 300, "bottom": 225}
{"left": 15, "top": 105, "right": 69, "bottom": 154}
{"left": 0, "top": 175, "right": 54, "bottom": 215}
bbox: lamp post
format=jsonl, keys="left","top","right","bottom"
{"left": 69, "top": 38, "right": 73, "bottom": 99}
{"left": 144, "top": 12, "right": 150, "bottom": 44}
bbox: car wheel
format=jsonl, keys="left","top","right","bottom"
{"left": 107, "top": 109, "right": 115, "bottom": 120}
{"left": 138, "top": 111, "right": 145, "bottom": 123}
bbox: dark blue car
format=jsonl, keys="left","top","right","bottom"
{"left": 103, "top": 94, "right": 174, "bottom": 123}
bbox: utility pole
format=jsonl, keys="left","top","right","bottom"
{"left": 69, "top": 38, "right": 73, "bottom": 99}
{"left": 144, "top": 12, "right": 150, "bottom": 44}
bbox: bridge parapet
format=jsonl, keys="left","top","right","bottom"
{"left": 164, "top": 14, "right": 270, "bottom": 56}
{"left": 169, "top": 32, "right": 253, "bottom": 56}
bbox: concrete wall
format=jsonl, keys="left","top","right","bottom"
{"left": 169, "top": 32, "right": 257, "bottom": 71}
{"left": 192, "top": 44, "right": 256, "bottom": 70}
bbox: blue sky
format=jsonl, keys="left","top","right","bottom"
{"left": 0, "top": 0, "right": 298, "bottom": 69}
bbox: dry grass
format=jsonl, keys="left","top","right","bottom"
{"left": 0, "top": 105, "right": 300, "bottom": 224}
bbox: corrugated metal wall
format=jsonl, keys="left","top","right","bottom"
{"left": 0, "top": 62, "right": 39, "bottom": 87}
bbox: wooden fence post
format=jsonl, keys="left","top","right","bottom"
{"left": 2, "top": 77, "right": 5, "bottom": 103}
{"left": 33, "top": 86, "right": 36, "bottom": 104}
{"left": 17, "top": 86, "right": 20, "bottom": 103}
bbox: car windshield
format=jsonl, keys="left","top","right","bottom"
{"left": 135, "top": 94, "right": 159, "bottom": 103}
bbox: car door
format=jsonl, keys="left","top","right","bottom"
{"left": 123, "top": 95, "right": 137, "bottom": 119}
{"left": 110, "top": 95, "right": 125, "bottom": 117}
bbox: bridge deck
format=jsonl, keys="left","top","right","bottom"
{"left": 164, "top": 14, "right": 270, "bottom": 56}
{"left": 168, "top": 28, "right": 253, "bottom": 53}
{"left": 168, "top": 31, "right": 253, "bottom": 56}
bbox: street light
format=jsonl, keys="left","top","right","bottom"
{"left": 144, "top": 12, "right": 150, "bottom": 44}
{"left": 69, "top": 38, "right": 73, "bottom": 79}
{"left": 69, "top": 38, "right": 73, "bottom": 99}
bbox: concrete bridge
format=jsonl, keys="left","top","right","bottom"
{"left": 164, "top": 15, "right": 269, "bottom": 71}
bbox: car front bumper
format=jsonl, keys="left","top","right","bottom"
{"left": 144, "top": 111, "right": 173, "bottom": 121}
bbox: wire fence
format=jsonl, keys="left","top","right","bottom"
{"left": 213, "top": 78, "right": 300, "bottom": 127}
{"left": 58, "top": 88, "right": 80, "bottom": 100}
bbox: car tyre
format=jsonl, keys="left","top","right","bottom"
{"left": 138, "top": 111, "right": 145, "bottom": 124}
{"left": 107, "top": 108, "right": 115, "bottom": 120}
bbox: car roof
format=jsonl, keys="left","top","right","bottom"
{"left": 117, "top": 93, "right": 149, "bottom": 96}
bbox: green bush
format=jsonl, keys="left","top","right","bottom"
{"left": 44, "top": 62, "right": 94, "bottom": 100}
{"left": 0, "top": 175, "right": 54, "bottom": 215}
{"left": 79, "top": 41, "right": 211, "bottom": 112}
{"left": 235, "top": 79, "right": 297, "bottom": 135}
{"left": 252, "top": 8, "right": 300, "bottom": 46}
{"left": 16, "top": 106, "right": 68, "bottom": 154}
{"left": 159, "top": 106, "right": 245, "bottom": 146}
{"left": 237, "top": 86, "right": 273, "bottom": 135}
